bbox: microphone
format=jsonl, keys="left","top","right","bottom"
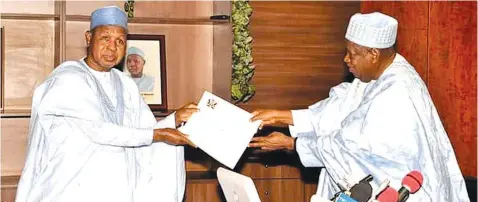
{"left": 348, "top": 175, "right": 373, "bottom": 202}
{"left": 329, "top": 174, "right": 378, "bottom": 202}
{"left": 372, "top": 179, "right": 390, "bottom": 199}
{"left": 398, "top": 171, "right": 423, "bottom": 202}
{"left": 349, "top": 181, "right": 372, "bottom": 202}
{"left": 376, "top": 187, "right": 399, "bottom": 202}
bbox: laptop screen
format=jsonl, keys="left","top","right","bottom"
{"left": 217, "top": 167, "right": 261, "bottom": 202}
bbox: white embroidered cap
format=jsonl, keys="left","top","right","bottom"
{"left": 345, "top": 12, "right": 398, "bottom": 49}
{"left": 127, "top": 46, "right": 145, "bottom": 59}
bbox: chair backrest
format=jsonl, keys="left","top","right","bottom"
{"left": 464, "top": 176, "right": 477, "bottom": 202}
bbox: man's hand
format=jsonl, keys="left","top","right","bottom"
{"left": 175, "top": 102, "right": 199, "bottom": 127}
{"left": 250, "top": 109, "right": 293, "bottom": 129}
{"left": 248, "top": 132, "right": 295, "bottom": 151}
{"left": 153, "top": 128, "right": 196, "bottom": 148}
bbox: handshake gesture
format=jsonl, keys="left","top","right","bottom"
{"left": 152, "top": 102, "right": 199, "bottom": 147}
{"left": 248, "top": 109, "right": 296, "bottom": 151}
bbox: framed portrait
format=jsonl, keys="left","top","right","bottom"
{"left": 123, "top": 34, "right": 167, "bottom": 111}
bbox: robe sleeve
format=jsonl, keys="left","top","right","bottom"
{"left": 135, "top": 90, "right": 177, "bottom": 129}
{"left": 295, "top": 82, "right": 420, "bottom": 182}
{"left": 289, "top": 81, "right": 354, "bottom": 137}
{"left": 288, "top": 109, "right": 315, "bottom": 137}
{"left": 155, "top": 112, "right": 177, "bottom": 129}
{"left": 37, "top": 71, "right": 153, "bottom": 147}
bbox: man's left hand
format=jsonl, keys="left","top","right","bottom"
{"left": 175, "top": 102, "right": 199, "bottom": 127}
{"left": 248, "top": 132, "right": 295, "bottom": 151}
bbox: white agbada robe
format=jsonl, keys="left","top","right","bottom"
{"left": 133, "top": 74, "right": 155, "bottom": 92}
{"left": 290, "top": 54, "right": 470, "bottom": 201}
{"left": 16, "top": 58, "right": 185, "bottom": 202}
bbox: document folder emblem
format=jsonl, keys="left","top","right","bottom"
{"left": 207, "top": 99, "right": 218, "bottom": 109}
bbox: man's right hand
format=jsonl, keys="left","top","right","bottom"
{"left": 175, "top": 102, "right": 199, "bottom": 127}
{"left": 250, "top": 109, "right": 293, "bottom": 129}
{"left": 153, "top": 128, "right": 196, "bottom": 148}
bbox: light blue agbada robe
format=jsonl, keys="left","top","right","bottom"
{"left": 290, "top": 54, "right": 470, "bottom": 202}
{"left": 16, "top": 59, "right": 185, "bottom": 202}
{"left": 132, "top": 74, "right": 155, "bottom": 93}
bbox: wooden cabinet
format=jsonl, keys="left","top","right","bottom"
{"left": 1, "top": 176, "right": 19, "bottom": 202}
{"left": 255, "top": 179, "right": 304, "bottom": 202}
{"left": 185, "top": 179, "right": 224, "bottom": 202}
{"left": 241, "top": 162, "right": 301, "bottom": 179}
{"left": 304, "top": 183, "right": 319, "bottom": 202}
{"left": 185, "top": 161, "right": 318, "bottom": 202}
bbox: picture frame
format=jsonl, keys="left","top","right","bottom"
{"left": 122, "top": 34, "right": 167, "bottom": 111}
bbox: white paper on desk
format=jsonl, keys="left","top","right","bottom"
{"left": 179, "top": 91, "right": 261, "bottom": 169}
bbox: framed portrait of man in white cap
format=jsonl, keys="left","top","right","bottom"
{"left": 123, "top": 34, "right": 167, "bottom": 111}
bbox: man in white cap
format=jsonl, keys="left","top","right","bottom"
{"left": 126, "top": 46, "right": 155, "bottom": 92}
{"left": 16, "top": 6, "right": 196, "bottom": 202}
{"left": 249, "top": 12, "right": 470, "bottom": 201}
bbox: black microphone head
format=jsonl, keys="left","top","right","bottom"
{"left": 398, "top": 187, "right": 411, "bottom": 202}
{"left": 350, "top": 182, "right": 373, "bottom": 202}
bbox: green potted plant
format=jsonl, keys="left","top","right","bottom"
{"left": 124, "top": 0, "right": 135, "bottom": 18}
{"left": 231, "top": 0, "right": 255, "bottom": 103}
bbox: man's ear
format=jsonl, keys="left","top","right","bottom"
{"left": 370, "top": 48, "right": 380, "bottom": 63}
{"left": 85, "top": 30, "right": 92, "bottom": 47}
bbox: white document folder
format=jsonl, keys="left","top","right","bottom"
{"left": 179, "top": 91, "right": 261, "bottom": 169}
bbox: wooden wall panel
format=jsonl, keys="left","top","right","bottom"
{"left": 212, "top": 2, "right": 232, "bottom": 101}
{"left": 65, "top": 1, "right": 122, "bottom": 15}
{"left": 1, "top": 20, "right": 56, "bottom": 112}
{"left": 361, "top": 1, "right": 429, "bottom": 81}
{"left": 240, "top": 1, "right": 360, "bottom": 111}
{"left": 212, "top": 23, "right": 233, "bottom": 101}
{"left": 0, "top": 1, "right": 55, "bottom": 14}
{"left": 133, "top": 1, "right": 212, "bottom": 18}
{"left": 428, "top": 1, "right": 477, "bottom": 177}
{"left": 1, "top": 118, "right": 29, "bottom": 176}
{"left": 65, "top": 21, "right": 213, "bottom": 109}
{"left": 129, "top": 24, "right": 213, "bottom": 109}
{"left": 65, "top": 1, "right": 212, "bottom": 18}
